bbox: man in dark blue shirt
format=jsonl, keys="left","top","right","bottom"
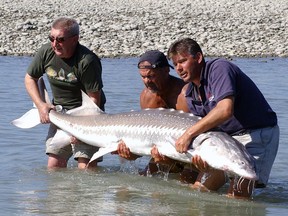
{"left": 153, "top": 38, "right": 279, "bottom": 198}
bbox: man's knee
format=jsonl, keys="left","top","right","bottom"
{"left": 47, "top": 153, "right": 67, "bottom": 168}
{"left": 78, "top": 157, "right": 97, "bottom": 169}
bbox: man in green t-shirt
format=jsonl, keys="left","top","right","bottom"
{"left": 25, "top": 17, "right": 106, "bottom": 169}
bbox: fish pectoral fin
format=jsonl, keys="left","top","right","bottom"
{"left": 159, "top": 136, "right": 178, "bottom": 153}
{"left": 89, "top": 146, "right": 118, "bottom": 164}
{"left": 11, "top": 108, "right": 40, "bottom": 128}
{"left": 50, "top": 129, "right": 71, "bottom": 149}
{"left": 166, "top": 136, "right": 177, "bottom": 145}
{"left": 157, "top": 141, "right": 177, "bottom": 157}
{"left": 185, "top": 150, "right": 194, "bottom": 158}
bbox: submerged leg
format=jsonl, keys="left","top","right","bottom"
{"left": 80, "top": 157, "right": 98, "bottom": 169}
{"left": 180, "top": 166, "right": 199, "bottom": 184}
{"left": 191, "top": 169, "right": 226, "bottom": 192}
{"left": 47, "top": 153, "right": 67, "bottom": 168}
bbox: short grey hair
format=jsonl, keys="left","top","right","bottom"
{"left": 52, "top": 17, "right": 79, "bottom": 36}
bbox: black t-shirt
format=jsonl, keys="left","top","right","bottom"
{"left": 27, "top": 43, "right": 105, "bottom": 110}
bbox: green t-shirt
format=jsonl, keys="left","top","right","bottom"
{"left": 27, "top": 43, "right": 105, "bottom": 110}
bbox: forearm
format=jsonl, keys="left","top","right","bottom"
{"left": 87, "top": 90, "right": 101, "bottom": 107}
{"left": 24, "top": 74, "right": 45, "bottom": 108}
{"left": 186, "top": 97, "right": 234, "bottom": 139}
{"left": 175, "top": 97, "right": 234, "bottom": 153}
{"left": 25, "top": 74, "right": 52, "bottom": 123}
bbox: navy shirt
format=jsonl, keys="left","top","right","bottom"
{"left": 185, "top": 58, "right": 277, "bottom": 135}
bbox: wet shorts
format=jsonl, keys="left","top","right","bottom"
{"left": 232, "top": 125, "right": 279, "bottom": 185}
{"left": 45, "top": 123, "right": 102, "bottom": 162}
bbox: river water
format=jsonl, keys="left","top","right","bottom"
{"left": 0, "top": 56, "right": 287, "bottom": 216}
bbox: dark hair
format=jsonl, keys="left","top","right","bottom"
{"left": 52, "top": 17, "right": 79, "bottom": 36}
{"left": 167, "top": 38, "right": 203, "bottom": 59}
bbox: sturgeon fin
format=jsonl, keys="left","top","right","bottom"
{"left": 89, "top": 145, "right": 118, "bottom": 164}
{"left": 157, "top": 136, "right": 177, "bottom": 157}
{"left": 166, "top": 136, "right": 177, "bottom": 146}
{"left": 156, "top": 136, "right": 194, "bottom": 163}
{"left": 11, "top": 76, "right": 50, "bottom": 128}
{"left": 11, "top": 108, "right": 40, "bottom": 128}
{"left": 66, "top": 91, "right": 104, "bottom": 116}
{"left": 157, "top": 141, "right": 177, "bottom": 157}
{"left": 50, "top": 129, "right": 71, "bottom": 148}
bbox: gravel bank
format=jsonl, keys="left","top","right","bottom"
{"left": 0, "top": 0, "right": 287, "bottom": 58}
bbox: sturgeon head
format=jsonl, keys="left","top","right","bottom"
{"left": 192, "top": 131, "right": 258, "bottom": 180}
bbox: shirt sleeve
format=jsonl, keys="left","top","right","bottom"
{"left": 208, "top": 60, "right": 237, "bottom": 103}
{"left": 78, "top": 54, "right": 103, "bottom": 92}
{"left": 26, "top": 43, "right": 52, "bottom": 78}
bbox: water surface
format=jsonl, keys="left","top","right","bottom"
{"left": 0, "top": 56, "right": 287, "bottom": 215}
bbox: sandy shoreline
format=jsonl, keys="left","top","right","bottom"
{"left": 0, "top": 0, "right": 287, "bottom": 58}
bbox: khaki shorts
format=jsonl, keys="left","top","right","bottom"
{"left": 233, "top": 125, "right": 279, "bottom": 185}
{"left": 45, "top": 124, "right": 102, "bottom": 162}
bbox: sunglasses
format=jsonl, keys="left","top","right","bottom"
{"left": 48, "top": 35, "right": 76, "bottom": 43}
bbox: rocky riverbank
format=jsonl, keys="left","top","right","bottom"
{"left": 0, "top": 0, "right": 287, "bottom": 58}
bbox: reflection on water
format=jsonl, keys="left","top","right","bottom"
{"left": 0, "top": 56, "right": 288, "bottom": 215}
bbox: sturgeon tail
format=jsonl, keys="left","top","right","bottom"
{"left": 11, "top": 77, "right": 50, "bottom": 128}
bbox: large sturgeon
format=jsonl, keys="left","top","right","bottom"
{"left": 12, "top": 77, "right": 257, "bottom": 180}
{"left": 48, "top": 92, "right": 257, "bottom": 180}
